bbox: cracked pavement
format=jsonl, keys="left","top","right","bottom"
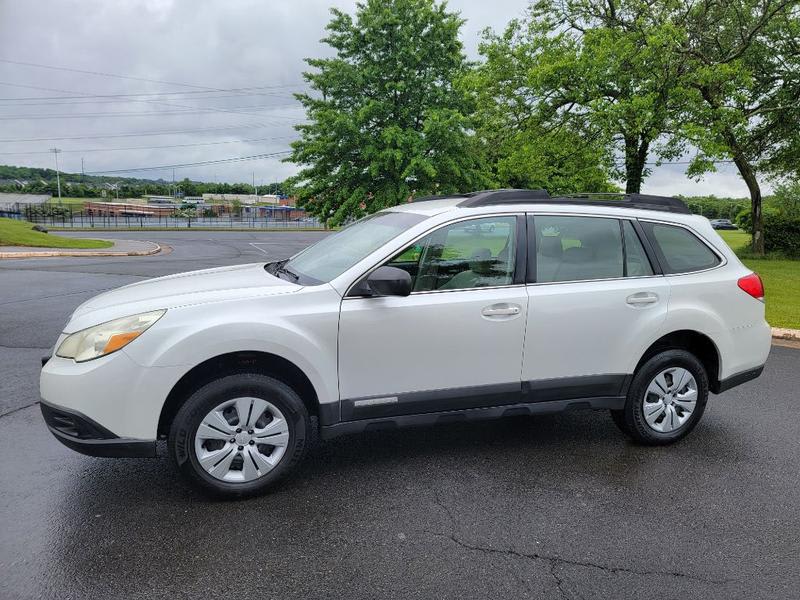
{"left": 1, "top": 230, "right": 799, "bottom": 600}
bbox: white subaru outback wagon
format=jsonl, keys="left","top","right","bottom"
{"left": 40, "top": 190, "right": 771, "bottom": 497}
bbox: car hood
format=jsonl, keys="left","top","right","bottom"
{"left": 66, "top": 262, "right": 299, "bottom": 332}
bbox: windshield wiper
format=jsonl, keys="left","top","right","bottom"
{"left": 267, "top": 259, "right": 299, "bottom": 282}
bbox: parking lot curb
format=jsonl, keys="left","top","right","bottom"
{"left": 0, "top": 241, "right": 161, "bottom": 259}
{"left": 772, "top": 327, "right": 800, "bottom": 342}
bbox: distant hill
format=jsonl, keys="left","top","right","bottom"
{"left": 0, "top": 164, "right": 287, "bottom": 198}
{"left": 0, "top": 164, "right": 186, "bottom": 187}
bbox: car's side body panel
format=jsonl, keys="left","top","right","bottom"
{"left": 524, "top": 276, "right": 671, "bottom": 384}
{"left": 338, "top": 285, "right": 529, "bottom": 416}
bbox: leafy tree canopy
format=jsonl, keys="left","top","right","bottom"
{"left": 476, "top": 0, "right": 690, "bottom": 194}
{"left": 678, "top": 0, "right": 800, "bottom": 253}
{"left": 286, "top": 0, "right": 488, "bottom": 224}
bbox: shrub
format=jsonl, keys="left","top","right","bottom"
{"left": 764, "top": 213, "right": 800, "bottom": 256}
{"left": 734, "top": 205, "right": 780, "bottom": 232}
{"left": 682, "top": 196, "right": 748, "bottom": 220}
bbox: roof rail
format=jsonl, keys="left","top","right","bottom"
{"left": 410, "top": 193, "right": 468, "bottom": 203}
{"left": 446, "top": 189, "right": 689, "bottom": 214}
{"left": 456, "top": 189, "right": 550, "bottom": 207}
{"left": 554, "top": 192, "right": 690, "bottom": 214}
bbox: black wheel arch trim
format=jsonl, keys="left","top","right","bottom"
{"left": 711, "top": 365, "right": 765, "bottom": 394}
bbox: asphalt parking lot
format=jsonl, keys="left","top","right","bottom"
{"left": 1, "top": 230, "right": 799, "bottom": 600}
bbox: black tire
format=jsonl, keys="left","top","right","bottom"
{"left": 613, "top": 349, "right": 709, "bottom": 445}
{"left": 168, "top": 373, "right": 311, "bottom": 498}
{"left": 609, "top": 408, "right": 631, "bottom": 435}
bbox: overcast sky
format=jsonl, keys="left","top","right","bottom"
{"left": 0, "top": 0, "right": 764, "bottom": 197}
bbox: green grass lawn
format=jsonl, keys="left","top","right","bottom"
{"left": 718, "top": 229, "right": 800, "bottom": 329}
{"left": 0, "top": 218, "right": 113, "bottom": 249}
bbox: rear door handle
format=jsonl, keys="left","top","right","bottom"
{"left": 626, "top": 292, "right": 659, "bottom": 306}
{"left": 482, "top": 303, "right": 521, "bottom": 317}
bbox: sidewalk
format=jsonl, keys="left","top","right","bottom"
{"left": 0, "top": 238, "right": 161, "bottom": 259}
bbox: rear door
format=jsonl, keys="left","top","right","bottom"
{"left": 337, "top": 214, "right": 529, "bottom": 421}
{"left": 522, "top": 214, "right": 670, "bottom": 400}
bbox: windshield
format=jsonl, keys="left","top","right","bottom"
{"left": 282, "top": 211, "right": 426, "bottom": 284}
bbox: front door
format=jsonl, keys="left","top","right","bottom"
{"left": 338, "top": 215, "right": 528, "bottom": 421}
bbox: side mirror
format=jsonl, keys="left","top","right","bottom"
{"left": 363, "top": 266, "right": 412, "bottom": 297}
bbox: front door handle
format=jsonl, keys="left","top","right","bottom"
{"left": 626, "top": 292, "right": 659, "bottom": 306}
{"left": 482, "top": 303, "right": 521, "bottom": 317}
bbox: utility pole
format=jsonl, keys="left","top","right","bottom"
{"left": 253, "top": 171, "right": 257, "bottom": 196}
{"left": 81, "top": 157, "right": 85, "bottom": 178}
{"left": 50, "top": 148, "right": 62, "bottom": 202}
{"left": 172, "top": 168, "right": 176, "bottom": 199}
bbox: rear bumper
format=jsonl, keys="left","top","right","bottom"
{"left": 711, "top": 365, "right": 765, "bottom": 394}
{"left": 40, "top": 401, "right": 156, "bottom": 458}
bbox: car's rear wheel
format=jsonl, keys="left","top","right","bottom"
{"left": 610, "top": 349, "right": 708, "bottom": 445}
{"left": 168, "top": 373, "right": 310, "bottom": 497}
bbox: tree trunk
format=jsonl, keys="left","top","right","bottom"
{"left": 723, "top": 129, "right": 765, "bottom": 255}
{"left": 624, "top": 135, "right": 650, "bottom": 194}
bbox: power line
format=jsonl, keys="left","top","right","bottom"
{"left": 0, "top": 91, "right": 298, "bottom": 107}
{"left": 0, "top": 58, "right": 301, "bottom": 96}
{"left": 0, "top": 123, "right": 292, "bottom": 143}
{"left": 85, "top": 150, "right": 293, "bottom": 175}
{"left": 0, "top": 80, "right": 300, "bottom": 124}
{"left": 0, "top": 82, "right": 299, "bottom": 101}
{"left": 0, "top": 104, "right": 303, "bottom": 120}
{"left": 0, "top": 135, "right": 298, "bottom": 155}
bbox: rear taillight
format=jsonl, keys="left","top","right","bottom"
{"left": 738, "top": 273, "right": 764, "bottom": 301}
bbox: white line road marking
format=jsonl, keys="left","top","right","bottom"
{"left": 249, "top": 243, "right": 271, "bottom": 255}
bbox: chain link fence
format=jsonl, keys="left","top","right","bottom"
{"left": 1, "top": 203, "right": 325, "bottom": 230}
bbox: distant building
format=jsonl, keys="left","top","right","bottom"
{"left": 242, "top": 204, "right": 307, "bottom": 220}
{"left": 144, "top": 195, "right": 179, "bottom": 206}
{"left": 0, "top": 192, "right": 51, "bottom": 206}
{"left": 202, "top": 193, "right": 260, "bottom": 205}
{"left": 84, "top": 201, "right": 175, "bottom": 217}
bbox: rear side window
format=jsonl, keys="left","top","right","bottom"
{"left": 644, "top": 223, "right": 720, "bottom": 274}
{"left": 533, "top": 216, "right": 623, "bottom": 282}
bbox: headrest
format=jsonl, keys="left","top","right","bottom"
{"left": 539, "top": 236, "right": 563, "bottom": 258}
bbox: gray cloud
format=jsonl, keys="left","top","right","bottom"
{"left": 0, "top": 0, "right": 765, "bottom": 196}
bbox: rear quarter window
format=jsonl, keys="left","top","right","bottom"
{"left": 644, "top": 223, "right": 721, "bottom": 274}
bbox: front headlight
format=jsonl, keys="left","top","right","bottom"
{"left": 56, "top": 309, "right": 166, "bottom": 362}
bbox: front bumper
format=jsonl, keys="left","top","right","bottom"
{"left": 40, "top": 401, "right": 156, "bottom": 458}
{"left": 40, "top": 350, "right": 185, "bottom": 441}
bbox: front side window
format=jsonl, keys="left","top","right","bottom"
{"left": 281, "top": 211, "right": 426, "bottom": 284}
{"left": 386, "top": 216, "right": 518, "bottom": 292}
{"left": 644, "top": 223, "right": 720, "bottom": 274}
{"left": 534, "top": 216, "right": 624, "bottom": 283}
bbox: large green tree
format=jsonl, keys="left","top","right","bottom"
{"left": 471, "top": 20, "right": 617, "bottom": 193}
{"left": 482, "top": 0, "right": 690, "bottom": 194}
{"left": 679, "top": 0, "right": 800, "bottom": 255}
{"left": 286, "top": 0, "right": 487, "bottom": 223}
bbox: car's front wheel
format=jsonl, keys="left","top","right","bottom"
{"left": 610, "top": 349, "right": 709, "bottom": 445}
{"left": 168, "top": 373, "right": 311, "bottom": 497}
